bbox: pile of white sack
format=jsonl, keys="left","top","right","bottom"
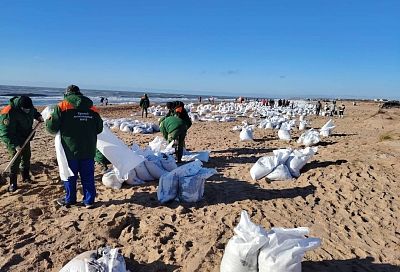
{"left": 103, "top": 118, "right": 160, "bottom": 134}
{"left": 101, "top": 136, "right": 212, "bottom": 189}
{"left": 60, "top": 246, "right": 126, "bottom": 272}
{"left": 220, "top": 211, "right": 321, "bottom": 272}
{"left": 250, "top": 147, "right": 318, "bottom": 181}
{"left": 157, "top": 160, "right": 217, "bottom": 203}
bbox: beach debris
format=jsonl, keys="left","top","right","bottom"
{"left": 157, "top": 160, "right": 217, "bottom": 203}
{"left": 60, "top": 246, "right": 126, "bottom": 272}
{"left": 250, "top": 147, "right": 317, "bottom": 181}
{"left": 320, "top": 119, "right": 335, "bottom": 137}
{"left": 220, "top": 211, "right": 321, "bottom": 272}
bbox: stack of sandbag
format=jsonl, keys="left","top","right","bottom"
{"left": 220, "top": 211, "right": 321, "bottom": 272}
{"left": 320, "top": 119, "right": 335, "bottom": 137}
{"left": 60, "top": 246, "right": 126, "bottom": 272}
{"left": 157, "top": 160, "right": 217, "bottom": 203}
{"left": 250, "top": 147, "right": 317, "bottom": 181}
{"left": 297, "top": 129, "right": 321, "bottom": 146}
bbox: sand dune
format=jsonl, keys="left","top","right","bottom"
{"left": 0, "top": 102, "right": 399, "bottom": 271}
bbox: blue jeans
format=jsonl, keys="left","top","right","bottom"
{"left": 63, "top": 159, "right": 96, "bottom": 205}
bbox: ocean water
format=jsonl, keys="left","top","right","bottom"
{"left": 0, "top": 85, "right": 236, "bottom": 107}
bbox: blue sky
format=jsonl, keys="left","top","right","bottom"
{"left": 0, "top": 0, "right": 399, "bottom": 99}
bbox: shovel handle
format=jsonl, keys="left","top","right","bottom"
{"left": 3, "top": 121, "right": 41, "bottom": 174}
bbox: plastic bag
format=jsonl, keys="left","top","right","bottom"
{"left": 59, "top": 250, "right": 97, "bottom": 272}
{"left": 278, "top": 129, "right": 291, "bottom": 141}
{"left": 220, "top": 211, "right": 269, "bottom": 272}
{"left": 286, "top": 147, "right": 317, "bottom": 177}
{"left": 144, "top": 157, "right": 168, "bottom": 179}
{"left": 134, "top": 161, "right": 154, "bottom": 181}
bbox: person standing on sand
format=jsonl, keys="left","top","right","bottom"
{"left": 338, "top": 104, "right": 345, "bottom": 118}
{"left": 160, "top": 101, "right": 192, "bottom": 130}
{"left": 315, "top": 101, "right": 322, "bottom": 116}
{"left": 139, "top": 93, "right": 150, "bottom": 118}
{"left": 0, "top": 96, "right": 44, "bottom": 192}
{"left": 45, "top": 85, "right": 103, "bottom": 208}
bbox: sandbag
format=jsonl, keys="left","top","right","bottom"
{"left": 220, "top": 211, "right": 269, "bottom": 272}
{"left": 250, "top": 156, "right": 278, "bottom": 180}
{"left": 266, "top": 165, "right": 292, "bottom": 181}
{"left": 272, "top": 148, "right": 292, "bottom": 164}
{"left": 278, "top": 129, "right": 291, "bottom": 141}
{"left": 59, "top": 250, "right": 97, "bottom": 272}
{"left": 299, "top": 121, "right": 306, "bottom": 131}
{"left": 144, "top": 157, "right": 168, "bottom": 179}
{"left": 125, "top": 169, "right": 145, "bottom": 185}
{"left": 102, "top": 170, "right": 124, "bottom": 189}
{"left": 320, "top": 119, "right": 335, "bottom": 137}
{"left": 240, "top": 127, "right": 253, "bottom": 141}
{"left": 160, "top": 155, "right": 178, "bottom": 171}
{"left": 297, "top": 129, "right": 320, "bottom": 146}
{"left": 157, "top": 172, "right": 180, "bottom": 203}
{"left": 97, "top": 126, "right": 144, "bottom": 180}
{"left": 182, "top": 150, "right": 210, "bottom": 162}
{"left": 286, "top": 147, "right": 318, "bottom": 177}
{"left": 178, "top": 168, "right": 217, "bottom": 202}
{"left": 134, "top": 161, "right": 154, "bottom": 181}
{"left": 258, "top": 228, "right": 321, "bottom": 272}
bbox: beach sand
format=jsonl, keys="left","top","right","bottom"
{"left": 0, "top": 102, "right": 399, "bottom": 271}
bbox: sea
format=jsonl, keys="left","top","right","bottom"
{"left": 0, "top": 85, "right": 236, "bottom": 107}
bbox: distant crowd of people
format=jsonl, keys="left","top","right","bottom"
{"left": 315, "top": 100, "right": 346, "bottom": 118}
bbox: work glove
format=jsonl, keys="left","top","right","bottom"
{"left": 15, "top": 146, "right": 22, "bottom": 153}
{"left": 37, "top": 116, "right": 44, "bottom": 123}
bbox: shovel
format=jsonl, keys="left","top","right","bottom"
{"left": 0, "top": 121, "right": 41, "bottom": 184}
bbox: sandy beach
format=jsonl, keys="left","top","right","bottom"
{"left": 0, "top": 102, "right": 399, "bottom": 271}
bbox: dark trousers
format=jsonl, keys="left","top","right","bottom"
{"left": 7, "top": 142, "right": 31, "bottom": 175}
{"left": 63, "top": 159, "right": 96, "bottom": 205}
{"left": 142, "top": 107, "right": 148, "bottom": 118}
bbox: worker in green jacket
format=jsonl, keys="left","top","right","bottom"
{"left": 160, "top": 115, "right": 187, "bottom": 163}
{"left": 160, "top": 101, "right": 192, "bottom": 130}
{"left": 46, "top": 85, "right": 103, "bottom": 208}
{"left": 0, "top": 96, "right": 43, "bottom": 192}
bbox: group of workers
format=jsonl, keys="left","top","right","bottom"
{"left": 0, "top": 86, "right": 193, "bottom": 209}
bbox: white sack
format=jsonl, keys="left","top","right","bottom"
{"left": 286, "top": 147, "right": 318, "bottom": 177}
{"left": 125, "top": 169, "right": 145, "bottom": 185}
{"left": 182, "top": 150, "right": 210, "bottom": 162}
{"left": 55, "top": 132, "right": 74, "bottom": 181}
{"left": 278, "top": 129, "right": 291, "bottom": 141}
{"left": 95, "top": 247, "right": 126, "bottom": 272}
{"left": 258, "top": 228, "right": 321, "bottom": 272}
{"left": 59, "top": 250, "right": 97, "bottom": 272}
{"left": 272, "top": 148, "right": 292, "bottom": 164}
{"left": 178, "top": 168, "right": 217, "bottom": 202}
{"left": 144, "top": 157, "right": 168, "bottom": 179}
{"left": 299, "top": 121, "right": 306, "bottom": 131}
{"left": 134, "top": 161, "right": 154, "bottom": 181}
{"left": 102, "top": 170, "right": 124, "bottom": 189}
{"left": 297, "top": 129, "right": 320, "bottom": 147}
{"left": 160, "top": 155, "right": 178, "bottom": 171}
{"left": 250, "top": 156, "right": 278, "bottom": 180}
{"left": 240, "top": 127, "right": 253, "bottom": 141}
{"left": 266, "top": 165, "right": 292, "bottom": 181}
{"left": 157, "top": 172, "right": 179, "bottom": 203}
{"left": 220, "top": 211, "right": 269, "bottom": 272}
{"left": 97, "top": 126, "right": 145, "bottom": 180}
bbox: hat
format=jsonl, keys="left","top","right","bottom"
{"left": 166, "top": 102, "right": 173, "bottom": 109}
{"left": 19, "top": 96, "right": 33, "bottom": 109}
{"left": 65, "top": 85, "right": 81, "bottom": 95}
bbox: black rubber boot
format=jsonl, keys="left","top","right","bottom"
{"left": 177, "top": 145, "right": 183, "bottom": 163}
{"left": 8, "top": 173, "right": 18, "bottom": 192}
{"left": 22, "top": 168, "right": 31, "bottom": 183}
